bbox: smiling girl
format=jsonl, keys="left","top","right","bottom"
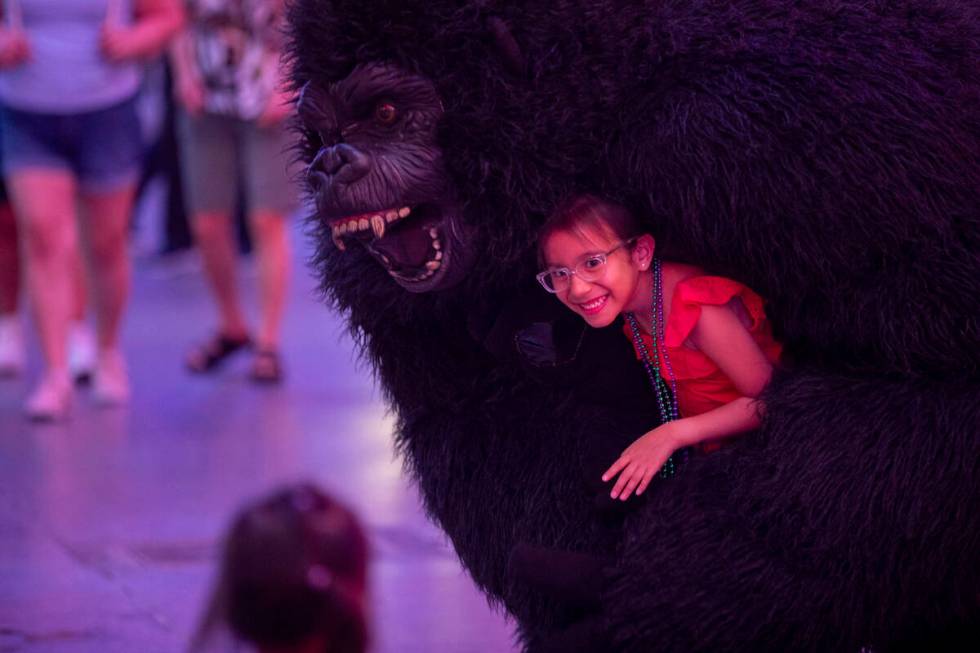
{"left": 537, "top": 194, "right": 782, "bottom": 500}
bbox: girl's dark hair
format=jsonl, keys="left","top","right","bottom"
{"left": 537, "top": 194, "right": 641, "bottom": 266}
{"left": 191, "top": 483, "right": 370, "bottom": 653}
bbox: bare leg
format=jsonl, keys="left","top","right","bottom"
{"left": 8, "top": 170, "right": 77, "bottom": 374}
{"left": 191, "top": 211, "right": 249, "bottom": 339}
{"left": 248, "top": 210, "right": 289, "bottom": 350}
{"left": 77, "top": 185, "right": 137, "bottom": 404}
{"left": 78, "top": 185, "right": 136, "bottom": 352}
{"left": 8, "top": 169, "right": 78, "bottom": 417}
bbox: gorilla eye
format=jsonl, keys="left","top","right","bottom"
{"left": 374, "top": 102, "right": 398, "bottom": 126}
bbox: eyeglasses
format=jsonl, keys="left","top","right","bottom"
{"left": 536, "top": 240, "right": 633, "bottom": 293}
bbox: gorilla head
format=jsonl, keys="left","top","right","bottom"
{"left": 298, "top": 64, "right": 468, "bottom": 291}
{"left": 288, "top": 0, "right": 622, "bottom": 298}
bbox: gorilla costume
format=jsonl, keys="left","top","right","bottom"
{"left": 286, "top": 1, "right": 979, "bottom": 650}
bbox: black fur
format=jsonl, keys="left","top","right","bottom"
{"left": 287, "top": 1, "right": 980, "bottom": 649}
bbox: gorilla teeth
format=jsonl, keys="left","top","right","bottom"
{"left": 432, "top": 239, "right": 441, "bottom": 250}
{"left": 332, "top": 206, "right": 412, "bottom": 233}
{"left": 435, "top": 251, "right": 443, "bottom": 261}
{"left": 371, "top": 215, "right": 386, "bottom": 238}
{"left": 426, "top": 261, "right": 441, "bottom": 271}
{"left": 328, "top": 205, "right": 419, "bottom": 257}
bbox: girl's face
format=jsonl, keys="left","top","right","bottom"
{"left": 541, "top": 223, "right": 653, "bottom": 328}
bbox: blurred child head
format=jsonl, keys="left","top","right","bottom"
{"left": 193, "top": 483, "right": 369, "bottom": 653}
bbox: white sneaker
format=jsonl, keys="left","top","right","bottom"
{"left": 25, "top": 372, "right": 73, "bottom": 421}
{"left": 92, "top": 349, "right": 130, "bottom": 406}
{"left": 68, "top": 321, "right": 96, "bottom": 383}
{"left": 0, "top": 315, "right": 26, "bottom": 377}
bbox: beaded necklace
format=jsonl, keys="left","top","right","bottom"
{"left": 624, "top": 258, "right": 684, "bottom": 479}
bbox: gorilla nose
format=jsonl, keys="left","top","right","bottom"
{"left": 314, "top": 143, "right": 372, "bottom": 183}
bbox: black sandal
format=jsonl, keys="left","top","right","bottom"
{"left": 186, "top": 333, "right": 252, "bottom": 374}
{"left": 249, "top": 348, "right": 283, "bottom": 384}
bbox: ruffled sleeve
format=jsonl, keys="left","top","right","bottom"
{"left": 621, "top": 274, "right": 781, "bottom": 426}
{"left": 664, "top": 276, "right": 771, "bottom": 348}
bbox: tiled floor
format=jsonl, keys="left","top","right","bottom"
{"left": 0, "top": 227, "right": 516, "bottom": 652}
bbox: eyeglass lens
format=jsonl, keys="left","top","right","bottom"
{"left": 543, "top": 255, "right": 608, "bottom": 291}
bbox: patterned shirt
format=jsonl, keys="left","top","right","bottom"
{"left": 186, "top": 0, "right": 283, "bottom": 119}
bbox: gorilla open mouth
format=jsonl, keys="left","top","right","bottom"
{"left": 326, "top": 203, "right": 464, "bottom": 292}
{"left": 299, "top": 64, "right": 474, "bottom": 293}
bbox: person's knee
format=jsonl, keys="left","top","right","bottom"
{"left": 249, "top": 211, "right": 286, "bottom": 242}
{"left": 22, "top": 215, "right": 72, "bottom": 261}
{"left": 191, "top": 212, "right": 231, "bottom": 245}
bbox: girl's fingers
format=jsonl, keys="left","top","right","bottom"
{"left": 610, "top": 463, "right": 638, "bottom": 499}
{"left": 602, "top": 456, "right": 630, "bottom": 482}
{"left": 635, "top": 469, "right": 656, "bottom": 496}
{"left": 619, "top": 472, "right": 643, "bottom": 501}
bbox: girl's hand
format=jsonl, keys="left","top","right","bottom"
{"left": 602, "top": 422, "right": 687, "bottom": 500}
{"left": 0, "top": 28, "right": 30, "bottom": 68}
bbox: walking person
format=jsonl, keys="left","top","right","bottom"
{"left": 172, "top": 0, "right": 296, "bottom": 383}
{"left": 0, "top": 0, "right": 183, "bottom": 419}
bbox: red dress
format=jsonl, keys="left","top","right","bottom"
{"left": 623, "top": 276, "right": 782, "bottom": 451}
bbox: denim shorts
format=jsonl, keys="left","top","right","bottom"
{"left": 0, "top": 97, "right": 142, "bottom": 194}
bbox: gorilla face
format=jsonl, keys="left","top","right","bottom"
{"left": 299, "top": 63, "right": 474, "bottom": 293}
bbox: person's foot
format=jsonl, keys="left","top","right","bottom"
{"left": 68, "top": 321, "right": 96, "bottom": 384}
{"left": 0, "top": 315, "right": 25, "bottom": 377}
{"left": 186, "top": 332, "right": 252, "bottom": 374}
{"left": 249, "top": 348, "right": 283, "bottom": 384}
{"left": 92, "top": 349, "right": 130, "bottom": 406}
{"left": 24, "top": 372, "right": 73, "bottom": 421}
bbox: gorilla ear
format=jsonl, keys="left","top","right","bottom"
{"left": 486, "top": 17, "right": 526, "bottom": 78}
